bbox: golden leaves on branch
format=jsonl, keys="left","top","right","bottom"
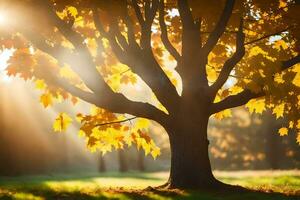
{"left": 75, "top": 107, "right": 160, "bottom": 159}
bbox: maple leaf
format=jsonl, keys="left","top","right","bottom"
{"left": 214, "top": 109, "right": 232, "bottom": 120}
{"left": 151, "top": 147, "right": 161, "bottom": 160}
{"left": 40, "top": 93, "right": 53, "bottom": 108}
{"left": 273, "top": 103, "right": 285, "bottom": 119}
{"left": 246, "top": 99, "right": 266, "bottom": 114}
{"left": 35, "top": 79, "right": 46, "bottom": 90}
{"left": 278, "top": 127, "right": 288, "bottom": 136}
{"left": 53, "top": 113, "right": 73, "bottom": 132}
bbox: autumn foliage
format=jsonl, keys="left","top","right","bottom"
{"left": 0, "top": 0, "right": 300, "bottom": 188}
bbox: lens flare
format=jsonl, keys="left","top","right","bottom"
{"left": 0, "top": 12, "right": 5, "bottom": 25}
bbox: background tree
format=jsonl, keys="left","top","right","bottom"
{"left": 98, "top": 153, "right": 107, "bottom": 172}
{"left": 0, "top": 0, "right": 300, "bottom": 190}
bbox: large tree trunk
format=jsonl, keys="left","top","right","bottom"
{"left": 163, "top": 110, "right": 220, "bottom": 189}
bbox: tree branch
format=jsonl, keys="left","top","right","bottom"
{"left": 159, "top": 0, "right": 181, "bottom": 61}
{"left": 202, "top": 0, "right": 235, "bottom": 55}
{"left": 92, "top": 5, "right": 179, "bottom": 113}
{"left": 95, "top": 117, "right": 138, "bottom": 127}
{"left": 132, "top": 0, "right": 145, "bottom": 28}
{"left": 177, "top": 0, "right": 195, "bottom": 28}
{"left": 140, "top": 0, "right": 159, "bottom": 49}
{"left": 282, "top": 55, "right": 300, "bottom": 70}
{"left": 21, "top": 8, "right": 168, "bottom": 124}
{"left": 245, "top": 27, "right": 291, "bottom": 46}
{"left": 210, "top": 19, "right": 245, "bottom": 94}
{"left": 210, "top": 90, "right": 264, "bottom": 114}
{"left": 93, "top": 8, "right": 130, "bottom": 64}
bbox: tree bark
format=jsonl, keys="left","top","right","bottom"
{"left": 163, "top": 112, "right": 220, "bottom": 189}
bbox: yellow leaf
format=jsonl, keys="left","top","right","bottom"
{"left": 279, "top": 0, "right": 287, "bottom": 8}
{"left": 214, "top": 109, "right": 232, "bottom": 120}
{"left": 40, "top": 93, "right": 53, "bottom": 108}
{"left": 207, "top": 66, "right": 218, "bottom": 82}
{"left": 278, "top": 127, "right": 288, "bottom": 136}
{"left": 274, "top": 40, "right": 288, "bottom": 50}
{"left": 151, "top": 147, "right": 161, "bottom": 160}
{"left": 274, "top": 73, "right": 285, "bottom": 84}
{"left": 135, "top": 118, "right": 150, "bottom": 130}
{"left": 273, "top": 103, "right": 285, "bottom": 119}
{"left": 67, "top": 6, "right": 78, "bottom": 18}
{"left": 292, "top": 73, "right": 300, "bottom": 87}
{"left": 246, "top": 99, "right": 266, "bottom": 114}
{"left": 297, "top": 133, "right": 300, "bottom": 145}
{"left": 229, "top": 86, "right": 243, "bottom": 95}
{"left": 35, "top": 79, "right": 46, "bottom": 90}
{"left": 53, "top": 113, "right": 73, "bottom": 132}
{"left": 289, "top": 121, "right": 294, "bottom": 128}
{"left": 249, "top": 46, "right": 268, "bottom": 57}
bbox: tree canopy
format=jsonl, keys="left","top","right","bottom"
{"left": 0, "top": 0, "right": 300, "bottom": 158}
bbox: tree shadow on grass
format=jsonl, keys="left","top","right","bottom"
{"left": 1, "top": 184, "right": 299, "bottom": 200}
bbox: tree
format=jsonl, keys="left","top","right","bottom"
{"left": 98, "top": 153, "right": 106, "bottom": 172}
{"left": 0, "top": 0, "right": 300, "bottom": 189}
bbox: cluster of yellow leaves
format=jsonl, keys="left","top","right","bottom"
{"left": 6, "top": 48, "right": 36, "bottom": 80}
{"left": 6, "top": 48, "right": 80, "bottom": 108}
{"left": 68, "top": 106, "right": 161, "bottom": 159}
{"left": 210, "top": 44, "right": 300, "bottom": 144}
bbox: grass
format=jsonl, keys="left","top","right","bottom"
{"left": 0, "top": 171, "right": 299, "bottom": 200}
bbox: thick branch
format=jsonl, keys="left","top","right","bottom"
{"left": 202, "top": 0, "right": 235, "bottom": 55}
{"left": 210, "top": 19, "right": 245, "bottom": 93}
{"left": 22, "top": 11, "right": 167, "bottom": 123}
{"left": 93, "top": 6, "right": 179, "bottom": 113}
{"left": 124, "top": 3, "right": 140, "bottom": 48}
{"left": 210, "top": 90, "right": 263, "bottom": 114}
{"left": 140, "top": 0, "right": 159, "bottom": 49}
{"left": 93, "top": 8, "right": 130, "bottom": 64}
{"left": 177, "top": 0, "right": 195, "bottom": 28}
{"left": 159, "top": 0, "right": 181, "bottom": 61}
{"left": 282, "top": 55, "right": 300, "bottom": 70}
{"left": 132, "top": 0, "right": 145, "bottom": 27}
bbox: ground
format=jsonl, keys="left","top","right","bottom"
{"left": 0, "top": 171, "right": 299, "bottom": 200}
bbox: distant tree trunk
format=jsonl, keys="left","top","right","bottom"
{"left": 263, "top": 113, "right": 283, "bottom": 169}
{"left": 118, "top": 149, "right": 128, "bottom": 172}
{"left": 137, "top": 150, "right": 145, "bottom": 172}
{"left": 98, "top": 153, "right": 106, "bottom": 172}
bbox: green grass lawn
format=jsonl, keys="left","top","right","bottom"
{"left": 0, "top": 171, "right": 299, "bottom": 200}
